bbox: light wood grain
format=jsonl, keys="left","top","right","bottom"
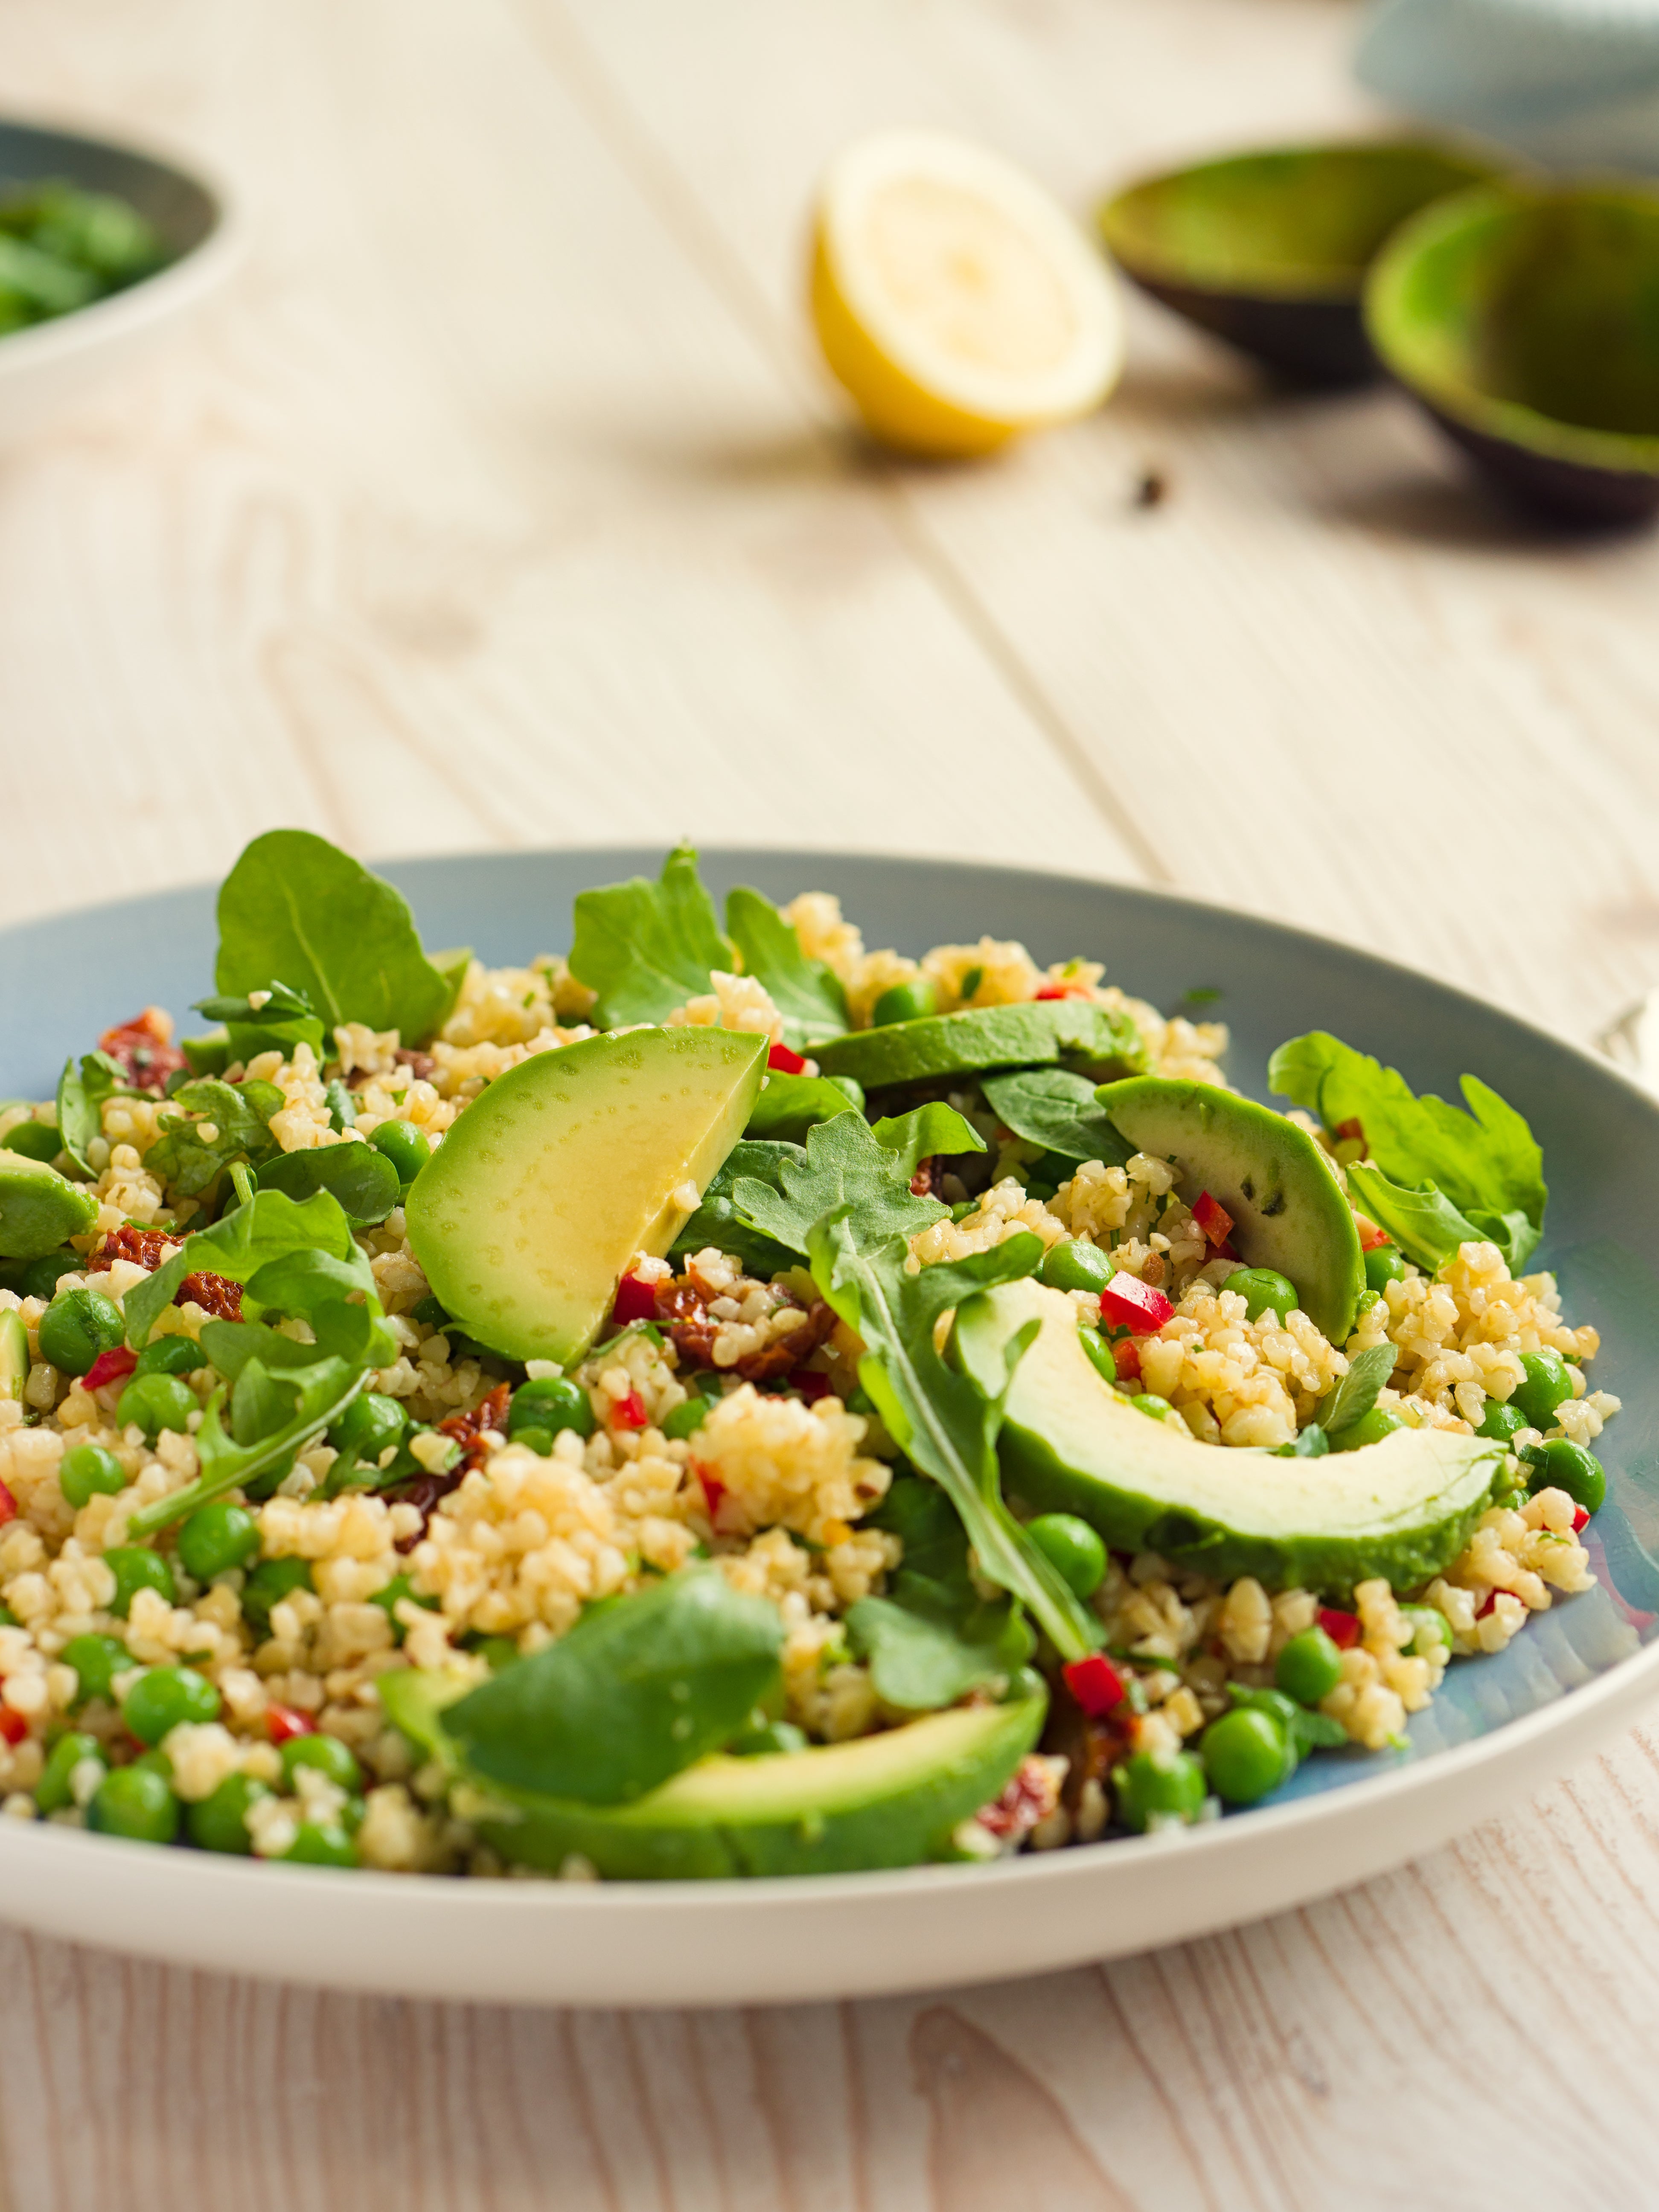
{"left": 2, "top": 0, "right": 1659, "bottom": 2206}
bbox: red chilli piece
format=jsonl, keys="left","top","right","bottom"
{"left": 1355, "top": 1219, "right": 1392, "bottom": 1254}
{"left": 611, "top": 1389, "right": 649, "bottom": 1431}
{"left": 1112, "top": 1338, "right": 1142, "bottom": 1382}
{"left": 1062, "top": 1654, "right": 1126, "bottom": 1718}
{"left": 1572, "top": 1505, "right": 1591, "bottom": 1533}
{"left": 611, "top": 1273, "right": 659, "bottom": 1326}
{"left": 1317, "top": 1605, "right": 1361, "bottom": 1649}
{"left": 97, "top": 1008, "right": 186, "bottom": 1095}
{"left": 85, "top": 1346, "right": 138, "bottom": 1393}
{"left": 1192, "top": 1191, "right": 1234, "bottom": 1250}
{"left": 266, "top": 1703, "right": 315, "bottom": 1746}
{"left": 177, "top": 1271, "right": 243, "bottom": 1320}
{"left": 0, "top": 1480, "right": 15, "bottom": 1528}
{"left": 1100, "top": 1273, "right": 1175, "bottom": 1334}
{"left": 0, "top": 1709, "right": 27, "bottom": 1747}
{"left": 790, "top": 1368, "right": 830, "bottom": 1403}
{"left": 767, "top": 1042, "right": 808, "bottom": 1076}
{"left": 698, "top": 1468, "right": 728, "bottom": 1522}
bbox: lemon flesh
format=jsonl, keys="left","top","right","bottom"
{"left": 811, "top": 129, "right": 1125, "bottom": 457}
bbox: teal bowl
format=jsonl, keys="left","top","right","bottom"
{"left": 2, "top": 850, "right": 1657, "bottom": 2002}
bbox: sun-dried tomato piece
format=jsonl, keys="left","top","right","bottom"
{"left": 976, "top": 1755, "right": 1062, "bottom": 1842}
{"left": 97, "top": 1008, "right": 185, "bottom": 1095}
{"left": 176, "top": 1272, "right": 243, "bottom": 1321}
{"left": 88, "top": 1225, "right": 175, "bottom": 1275}
{"left": 654, "top": 1276, "right": 833, "bottom": 1384}
{"left": 909, "top": 1157, "right": 940, "bottom": 1198}
{"left": 733, "top": 1303, "right": 834, "bottom": 1384}
{"left": 394, "top": 1048, "right": 437, "bottom": 1083}
{"left": 388, "top": 1382, "right": 512, "bottom": 1551}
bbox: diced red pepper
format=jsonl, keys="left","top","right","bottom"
{"left": 611, "top": 1389, "right": 649, "bottom": 1431}
{"left": 1034, "top": 984, "right": 1068, "bottom": 1001}
{"left": 0, "top": 1480, "right": 16, "bottom": 1529}
{"left": 698, "top": 1469, "right": 727, "bottom": 1522}
{"left": 1318, "top": 1605, "right": 1361, "bottom": 1649}
{"left": 1112, "top": 1338, "right": 1141, "bottom": 1382}
{"left": 612, "top": 1273, "right": 659, "bottom": 1326}
{"left": 85, "top": 1346, "right": 137, "bottom": 1393}
{"left": 1476, "top": 1588, "right": 1510, "bottom": 1620}
{"left": 1214, "top": 1237, "right": 1242, "bottom": 1262}
{"left": 0, "top": 1709, "right": 26, "bottom": 1747}
{"left": 767, "top": 1042, "right": 808, "bottom": 1075}
{"left": 1099, "top": 1273, "right": 1175, "bottom": 1334}
{"left": 1572, "top": 1505, "right": 1590, "bottom": 1533}
{"left": 790, "top": 1368, "right": 830, "bottom": 1402}
{"left": 1355, "top": 1218, "right": 1392, "bottom": 1253}
{"left": 1062, "top": 1654, "right": 1126, "bottom": 1717}
{"left": 266, "top": 1703, "right": 315, "bottom": 1746}
{"left": 1192, "top": 1190, "right": 1234, "bottom": 1250}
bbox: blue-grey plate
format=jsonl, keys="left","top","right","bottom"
{"left": 0, "top": 848, "right": 1654, "bottom": 2005}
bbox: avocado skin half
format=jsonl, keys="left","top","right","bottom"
{"left": 816, "top": 1001, "right": 1145, "bottom": 1091}
{"left": 962, "top": 1281, "right": 1502, "bottom": 1598}
{"left": 379, "top": 1669, "right": 1047, "bottom": 1879}
{"left": 1096, "top": 1074, "right": 1365, "bottom": 1345}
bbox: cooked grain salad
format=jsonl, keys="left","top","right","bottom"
{"left": 0, "top": 835, "right": 1613, "bottom": 1876}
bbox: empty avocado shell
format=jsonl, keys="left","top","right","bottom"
{"left": 1365, "top": 180, "right": 1659, "bottom": 525}
{"left": 1099, "top": 141, "right": 1496, "bottom": 386}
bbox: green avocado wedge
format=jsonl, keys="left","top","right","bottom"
{"left": 379, "top": 1668, "right": 1046, "bottom": 1879}
{"left": 816, "top": 1001, "right": 1146, "bottom": 1092}
{"left": 405, "top": 1025, "right": 767, "bottom": 1363}
{"left": 959, "top": 1280, "right": 1502, "bottom": 1596}
{"left": 1096, "top": 1075, "right": 1365, "bottom": 1344}
{"left": 0, "top": 1154, "right": 98, "bottom": 1261}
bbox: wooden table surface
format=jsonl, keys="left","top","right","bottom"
{"left": 5, "top": 1, "right": 1659, "bottom": 2205}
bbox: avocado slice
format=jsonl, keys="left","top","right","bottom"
{"left": 815, "top": 1001, "right": 1145, "bottom": 1092}
{"left": 379, "top": 1667, "right": 1045, "bottom": 1878}
{"left": 405, "top": 1025, "right": 767, "bottom": 1364}
{"left": 1096, "top": 1075, "right": 1365, "bottom": 1343}
{"left": 0, "top": 1311, "right": 25, "bottom": 1402}
{"left": 960, "top": 1280, "right": 1501, "bottom": 1595}
{"left": 0, "top": 1155, "right": 99, "bottom": 1262}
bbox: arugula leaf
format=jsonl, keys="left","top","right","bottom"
{"left": 123, "top": 1187, "right": 369, "bottom": 1347}
{"left": 981, "top": 1068, "right": 1134, "bottom": 1168}
{"left": 849, "top": 1479, "right": 1033, "bottom": 1709}
{"left": 1268, "top": 1032, "right": 1545, "bottom": 1271}
{"left": 868, "top": 1103, "right": 986, "bottom": 1180}
{"left": 1273, "top": 1423, "right": 1330, "bottom": 1458}
{"left": 55, "top": 1051, "right": 123, "bottom": 1178}
{"left": 143, "top": 1078, "right": 284, "bottom": 1206}
{"left": 426, "top": 947, "right": 473, "bottom": 1027}
{"left": 215, "top": 830, "right": 453, "bottom": 1046}
{"left": 744, "top": 1071, "right": 862, "bottom": 1144}
{"left": 809, "top": 1218, "right": 1101, "bottom": 1662}
{"left": 733, "top": 1109, "right": 969, "bottom": 1260}
{"left": 441, "top": 1567, "right": 783, "bottom": 1802}
{"left": 1317, "top": 1341, "right": 1399, "bottom": 1438}
{"left": 667, "top": 1141, "right": 801, "bottom": 1277}
{"left": 198, "top": 1318, "right": 333, "bottom": 1380}
{"left": 192, "top": 980, "right": 326, "bottom": 1068}
{"left": 127, "top": 1352, "right": 366, "bottom": 1536}
{"left": 725, "top": 885, "right": 848, "bottom": 1047}
{"left": 568, "top": 846, "right": 732, "bottom": 1028}
{"left": 256, "top": 1141, "right": 401, "bottom": 1227}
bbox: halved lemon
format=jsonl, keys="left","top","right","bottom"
{"left": 810, "top": 128, "right": 1126, "bottom": 457}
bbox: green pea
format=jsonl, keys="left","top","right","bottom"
{"left": 1110, "top": 1748, "right": 1207, "bottom": 1832}
{"left": 662, "top": 1394, "right": 716, "bottom": 1442}
{"left": 280, "top": 1732, "right": 361, "bottom": 1793}
{"left": 871, "top": 978, "right": 938, "bottom": 1027}
{"left": 508, "top": 1376, "right": 594, "bottom": 1441}
{"left": 1363, "top": 1244, "right": 1409, "bottom": 1292}
{"left": 1477, "top": 1399, "right": 1528, "bottom": 1443}
{"left": 1129, "top": 1394, "right": 1172, "bottom": 1423}
{"left": 104, "top": 1546, "right": 175, "bottom": 1616}
{"left": 367, "top": 1572, "right": 439, "bottom": 1641}
{"left": 1331, "top": 1407, "right": 1403, "bottom": 1453}
{"left": 37, "top": 1288, "right": 124, "bottom": 1377}
{"left": 116, "top": 1372, "right": 195, "bottom": 1440}
{"left": 61, "top": 1631, "right": 128, "bottom": 1702}
{"left": 1514, "top": 1350, "right": 1573, "bottom": 1432}
{"left": 284, "top": 1821, "right": 356, "bottom": 1867}
{"left": 1275, "top": 1626, "right": 1343, "bottom": 1707}
{"left": 122, "top": 1664, "right": 220, "bottom": 1746}
{"left": 35, "top": 1730, "right": 104, "bottom": 1813}
{"left": 729, "top": 1719, "right": 808, "bottom": 1756}
{"left": 176, "top": 1500, "right": 259, "bottom": 1581}
{"left": 87, "top": 1762, "right": 179, "bottom": 1843}
{"left": 510, "top": 1426, "right": 553, "bottom": 1457}
{"left": 134, "top": 1336, "right": 200, "bottom": 1380}
{"left": 1522, "top": 1437, "right": 1606, "bottom": 1514}
{"left": 1027, "top": 1512, "right": 1107, "bottom": 1599}
{"left": 1040, "top": 1240, "right": 1113, "bottom": 1295}
{"left": 1201, "top": 1707, "right": 1294, "bottom": 1806}
{"left": 59, "top": 1443, "right": 127, "bottom": 1509}
{"left": 1, "top": 1121, "right": 61, "bottom": 1163}
{"left": 16, "top": 1252, "right": 79, "bottom": 1301}
{"left": 128, "top": 1748, "right": 173, "bottom": 1781}
{"left": 240, "top": 1557, "right": 312, "bottom": 1636}
{"left": 1079, "top": 1329, "right": 1118, "bottom": 1387}
{"left": 0, "top": 1604, "right": 16, "bottom": 1628}
{"left": 369, "top": 1120, "right": 430, "bottom": 1184}
{"left": 328, "top": 1390, "right": 407, "bottom": 1461}
{"left": 1226, "top": 1269, "right": 1299, "bottom": 1324}
{"left": 186, "top": 1771, "right": 270, "bottom": 1855}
